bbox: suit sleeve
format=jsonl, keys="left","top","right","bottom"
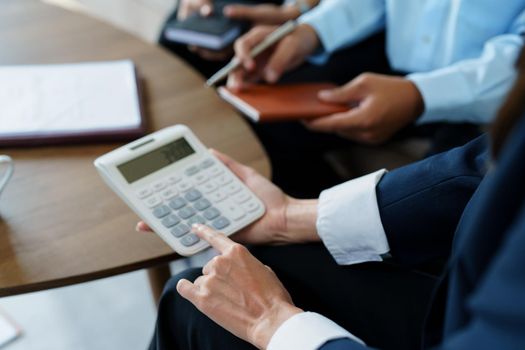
{"left": 319, "top": 201, "right": 525, "bottom": 350}
{"left": 376, "top": 134, "right": 489, "bottom": 265}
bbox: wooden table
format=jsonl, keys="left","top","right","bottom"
{"left": 0, "top": 0, "right": 270, "bottom": 300}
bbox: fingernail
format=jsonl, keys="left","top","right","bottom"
{"left": 223, "top": 5, "right": 232, "bottom": 16}
{"left": 201, "top": 5, "right": 212, "bottom": 16}
{"left": 135, "top": 223, "right": 141, "bottom": 232}
{"left": 264, "top": 69, "right": 277, "bottom": 83}
{"left": 318, "top": 90, "right": 330, "bottom": 99}
{"left": 192, "top": 223, "right": 203, "bottom": 231}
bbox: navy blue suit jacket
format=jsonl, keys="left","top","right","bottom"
{"left": 321, "top": 115, "right": 525, "bottom": 349}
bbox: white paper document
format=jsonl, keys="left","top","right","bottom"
{"left": 0, "top": 60, "right": 142, "bottom": 134}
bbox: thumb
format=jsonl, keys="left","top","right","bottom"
{"left": 176, "top": 279, "right": 198, "bottom": 301}
{"left": 318, "top": 83, "right": 361, "bottom": 104}
{"left": 210, "top": 149, "right": 255, "bottom": 182}
{"left": 224, "top": 4, "right": 256, "bottom": 19}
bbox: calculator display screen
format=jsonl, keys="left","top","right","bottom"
{"left": 118, "top": 138, "right": 195, "bottom": 183}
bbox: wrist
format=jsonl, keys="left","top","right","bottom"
{"left": 297, "top": 23, "right": 320, "bottom": 58}
{"left": 280, "top": 198, "right": 319, "bottom": 243}
{"left": 251, "top": 301, "right": 303, "bottom": 349}
{"left": 405, "top": 79, "right": 425, "bottom": 120}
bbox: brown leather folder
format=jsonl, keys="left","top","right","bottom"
{"left": 218, "top": 83, "right": 349, "bottom": 122}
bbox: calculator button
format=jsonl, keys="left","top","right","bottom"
{"left": 185, "top": 166, "right": 200, "bottom": 176}
{"left": 160, "top": 187, "right": 179, "bottom": 200}
{"left": 207, "top": 166, "right": 224, "bottom": 177}
{"left": 200, "top": 181, "right": 218, "bottom": 194}
{"left": 169, "top": 196, "right": 187, "bottom": 210}
{"left": 171, "top": 223, "right": 190, "bottom": 238}
{"left": 144, "top": 195, "right": 162, "bottom": 208}
{"left": 176, "top": 181, "right": 192, "bottom": 192}
{"left": 180, "top": 234, "right": 200, "bottom": 247}
{"left": 203, "top": 207, "right": 221, "bottom": 220}
{"left": 216, "top": 174, "right": 233, "bottom": 186}
{"left": 193, "top": 173, "right": 209, "bottom": 185}
{"left": 242, "top": 200, "right": 261, "bottom": 213}
{"left": 187, "top": 215, "right": 206, "bottom": 226}
{"left": 194, "top": 198, "right": 212, "bottom": 211}
{"left": 212, "top": 217, "right": 231, "bottom": 230}
{"left": 137, "top": 188, "right": 152, "bottom": 199}
{"left": 153, "top": 205, "right": 171, "bottom": 218}
{"left": 225, "top": 182, "right": 241, "bottom": 195}
{"left": 167, "top": 175, "right": 182, "bottom": 184}
{"left": 209, "top": 190, "right": 228, "bottom": 203}
{"left": 185, "top": 189, "right": 202, "bottom": 202}
{"left": 222, "top": 203, "right": 246, "bottom": 221}
{"left": 200, "top": 158, "right": 215, "bottom": 169}
{"left": 233, "top": 191, "right": 251, "bottom": 204}
{"left": 162, "top": 214, "right": 180, "bottom": 228}
{"left": 152, "top": 181, "right": 167, "bottom": 192}
{"left": 178, "top": 206, "right": 196, "bottom": 219}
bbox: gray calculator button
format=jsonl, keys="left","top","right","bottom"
{"left": 185, "top": 189, "right": 202, "bottom": 202}
{"left": 242, "top": 200, "right": 261, "bottom": 213}
{"left": 207, "top": 166, "right": 224, "bottom": 177}
{"left": 185, "top": 166, "right": 200, "bottom": 176}
{"left": 200, "top": 158, "right": 215, "bottom": 169}
{"left": 187, "top": 215, "right": 206, "bottom": 226}
{"left": 180, "top": 233, "right": 200, "bottom": 247}
{"left": 169, "top": 197, "right": 187, "bottom": 210}
{"left": 162, "top": 214, "right": 180, "bottom": 228}
{"left": 144, "top": 195, "right": 162, "bottom": 208}
{"left": 225, "top": 182, "right": 241, "bottom": 195}
{"left": 171, "top": 223, "right": 190, "bottom": 238}
{"left": 137, "top": 188, "right": 152, "bottom": 199}
{"left": 161, "top": 187, "right": 179, "bottom": 200}
{"left": 167, "top": 175, "right": 182, "bottom": 184}
{"left": 209, "top": 190, "right": 228, "bottom": 203}
{"left": 212, "top": 217, "right": 231, "bottom": 230}
{"left": 152, "top": 181, "right": 167, "bottom": 192}
{"left": 153, "top": 205, "right": 171, "bottom": 218}
{"left": 222, "top": 203, "right": 246, "bottom": 221}
{"left": 233, "top": 191, "right": 251, "bottom": 204}
{"left": 200, "top": 181, "right": 218, "bottom": 194}
{"left": 176, "top": 181, "right": 192, "bottom": 192}
{"left": 216, "top": 174, "right": 233, "bottom": 186}
{"left": 194, "top": 198, "right": 212, "bottom": 211}
{"left": 203, "top": 207, "right": 221, "bottom": 220}
{"left": 193, "top": 173, "right": 208, "bottom": 185}
{"left": 178, "top": 206, "right": 196, "bottom": 219}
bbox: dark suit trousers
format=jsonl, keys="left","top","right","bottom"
{"left": 149, "top": 244, "right": 439, "bottom": 350}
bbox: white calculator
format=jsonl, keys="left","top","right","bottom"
{"left": 94, "top": 125, "right": 265, "bottom": 256}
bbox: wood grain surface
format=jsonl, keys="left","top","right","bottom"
{"left": 0, "top": 0, "right": 270, "bottom": 297}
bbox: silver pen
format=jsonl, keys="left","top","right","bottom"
{"left": 206, "top": 20, "right": 298, "bottom": 87}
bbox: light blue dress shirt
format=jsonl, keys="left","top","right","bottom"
{"left": 298, "top": 0, "right": 525, "bottom": 124}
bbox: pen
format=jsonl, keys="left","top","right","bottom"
{"left": 206, "top": 20, "right": 298, "bottom": 87}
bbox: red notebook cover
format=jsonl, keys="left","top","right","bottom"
{"left": 218, "top": 83, "right": 349, "bottom": 122}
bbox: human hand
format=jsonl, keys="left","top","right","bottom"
{"left": 177, "top": 224, "right": 303, "bottom": 349}
{"left": 305, "top": 73, "right": 425, "bottom": 144}
{"left": 136, "top": 149, "right": 319, "bottom": 245}
{"left": 227, "top": 23, "right": 320, "bottom": 91}
{"left": 177, "top": 0, "right": 214, "bottom": 20}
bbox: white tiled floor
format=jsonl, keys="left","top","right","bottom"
{"left": 1, "top": 271, "right": 156, "bottom": 350}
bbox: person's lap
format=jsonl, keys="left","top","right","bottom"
{"left": 149, "top": 244, "right": 439, "bottom": 350}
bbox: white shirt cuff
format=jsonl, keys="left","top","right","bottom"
{"left": 317, "top": 170, "right": 389, "bottom": 265}
{"left": 267, "top": 312, "right": 365, "bottom": 350}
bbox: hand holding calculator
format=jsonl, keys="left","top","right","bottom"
{"left": 94, "top": 125, "right": 265, "bottom": 256}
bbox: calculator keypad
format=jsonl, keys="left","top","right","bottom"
{"left": 138, "top": 158, "right": 261, "bottom": 248}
